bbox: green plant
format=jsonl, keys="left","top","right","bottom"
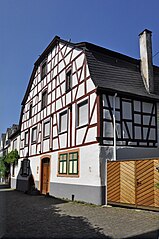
{"left": 0, "top": 150, "right": 19, "bottom": 179}
{"left": 0, "top": 157, "right": 6, "bottom": 177}
{"left": 4, "top": 149, "right": 19, "bottom": 165}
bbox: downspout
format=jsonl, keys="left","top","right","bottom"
{"left": 113, "top": 93, "right": 117, "bottom": 161}
{"left": 105, "top": 158, "right": 107, "bottom": 206}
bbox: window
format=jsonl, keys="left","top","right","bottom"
{"left": 41, "top": 90, "right": 47, "bottom": 109}
{"left": 59, "top": 154, "right": 67, "bottom": 174}
{"left": 77, "top": 100, "right": 88, "bottom": 126}
{"left": 21, "top": 158, "right": 30, "bottom": 176}
{"left": 59, "top": 110, "right": 68, "bottom": 133}
{"left": 68, "top": 152, "right": 78, "bottom": 174}
{"left": 43, "top": 121, "right": 50, "bottom": 138}
{"left": 41, "top": 61, "right": 47, "bottom": 79}
{"left": 12, "top": 163, "right": 15, "bottom": 177}
{"left": 66, "top": 69, "right": 72, "bottom": 92}
{"left": 24, "top": 131, "right": 28, "bottom": 146}
{"left": 13, "top": 139, "right": 17, "bottom": 150}
{"left": 31, "top": 127, "right": 37, "bottom": 143}
{"left": 122, "top": 101, "right": 132, "bottom": 120}
{"left": 58, "top": 151, "right": 78, "bottom": 175}
{"left": 29, "top": 103, "right": 33, "bottom": 118}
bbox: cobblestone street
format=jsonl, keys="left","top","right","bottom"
{"left": 0, "top": 185, "right": 159, "bottom": 239}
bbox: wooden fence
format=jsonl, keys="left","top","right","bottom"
{"left": 107, "top": 159, "right": 159, "bottom": 210}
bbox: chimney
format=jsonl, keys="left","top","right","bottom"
{"left": 139, "top": 29, "right": 154, "bottom": 93}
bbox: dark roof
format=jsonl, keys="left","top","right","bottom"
{"left": 21, "top": 36, "right": 159, "bottom": 106}
{"left": 84, "top": 43, "right": 159, "bottom": 100}
{"left": 9, "top": 124, "right": 20, "bottom": 140}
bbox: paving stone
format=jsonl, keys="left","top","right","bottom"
{"left": 0, "top": 185, "right": 159, "bottom": 239}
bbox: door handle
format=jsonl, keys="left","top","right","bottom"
{"left": 137, "top": 180, "right": 142, "bottom": 186}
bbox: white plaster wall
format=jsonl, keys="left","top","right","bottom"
{"left": 76, "top": 82, "right": 85, "bottom": 99}
{"left": 52, "top": 144, "right": 100, "bottom": 186}
{"left": 85, "top": 127, "right": 97, "bottom": 143}
{"left": 29, "top": 156, "right": 41, "bottom": 182}
{"left": 11, "top": 158, "right": 23, "bottom": 189}
{"left": 43, "top": 139, "right": 50, "bottom": 152}
{"left": 59, "top": 134, "right": 67, "bottom": 148}
{"left": 15, "top": 143, "right": 100, "bottom": 191}
{"left": 86, "top": 78, "right": 95, "bottom": 93}
{"left": 76, "top": 127, "right": 87, "bottom": 145}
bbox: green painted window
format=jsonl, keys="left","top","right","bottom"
{"left": 68, "top": 152, "right": 78, "bottom": 174}
{"left": 58, "top": 152, "right": 78, "bottom": 175}
{"left": 59, "top": 154, "right": 67, "bottom": 174}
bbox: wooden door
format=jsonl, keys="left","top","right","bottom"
{"left": 107, "top": 159, "right": 159, "bottom": 209}
{"left": 41, "top": 158, "right": 50, "bottom": 194}
{"left": 136, "top": 160, "right": 155, "bottom": 207}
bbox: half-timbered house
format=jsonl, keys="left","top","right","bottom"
{"left": 12, "top": 29, "right": 159, "bottom": 205}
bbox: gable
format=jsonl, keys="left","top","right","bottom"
{"left": 19, "top": 37, "right": 97, "bottom": 157}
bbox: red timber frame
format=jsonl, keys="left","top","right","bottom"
{"left": 20, "top": 41, "right": 99, "bottom": 158}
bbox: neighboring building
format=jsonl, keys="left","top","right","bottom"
{"left": 3, "top": 128, "right": 12, "bottom": 157}
{"left": 9, "top": 126, "right": 20, "bottom": 188}
{"left": 0, "top": 134, "right": 6, "bottom": 158}
{"left": 12, "top": 29, "right": 159, "bottom": 204}
{"left": 0, "top": 124, "right": 19, "bottom": 183}
{"left": 0, "top": 133, "right": 6, "bottom": 183}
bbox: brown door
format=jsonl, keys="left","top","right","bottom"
{"left": 136, "top": 160, "right": 154, "bottom": 207}
{"left": 41, "top": 158, "right": 50, "bottom": 194}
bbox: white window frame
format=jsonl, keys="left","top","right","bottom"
{"left": 31, "top": 127, "right": 37, "bottom": 143}
{"left": 59, "top": 110, "right": 68, "bottom": 133}
{"left": 24, "top": 131, "right": 29, "bottom": 146}
{"left": 13, "top": 138, "right": 17, "bottom": 150}
{"left": 43, "top": 120, "right": 50, "bottom": 139}
{"left": 77, "top": 99, "right": 88, "bottom": 127}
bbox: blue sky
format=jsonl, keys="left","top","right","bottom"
{"left": 0, "top": 0, "right": 159, "bottom": 135}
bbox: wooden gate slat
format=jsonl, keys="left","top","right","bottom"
{"left": 107, "top": 158, "right": 159, "bottom": 209}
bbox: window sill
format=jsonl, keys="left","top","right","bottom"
{"left": 41, "top": 106, "right": 47, "bottom": 111}
{"left": 57, "top": 174, "right": 79, "bottom": 178}
{"left": 65, "top": 89, "right": 72, "bottom": 93}
{"left": 76, "top": 123, "right": 88, "bottom": 130}
{"left": 58, "top": 130, "right": 68, "bottom": 135}
{"left": 43, "top": 136, "right": 50, "bottom": 140}
{"left": 41, "top": 75, "right": 47, "bottom": 80}
{"left": 31, "top": 141, "right": 37, "bottom": 145}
